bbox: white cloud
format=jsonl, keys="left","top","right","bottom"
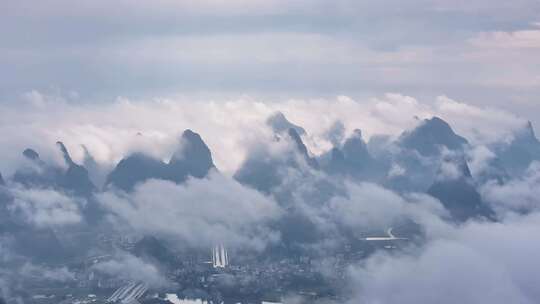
{"left": 387, "top": 163, "right": 406, "bottom": 178}
{"left": 481, "top": 161, "right": 540, "bottom": 214}
{"left": 436, "top": 157, "right": 464, "bottom": 181}
{"left": 435, "top": 96, "right": 526, "bottom": 144}
{"left": 8, "top": 186, "right": 82, "bottom": 227}
{"left": 467, "top": 145, "right": 496, "bottom": 178}
{"left": 20, "top": 263, "right": 75, "bottom": 282}
{"left": 326, "top": 182, "right": 447, "bottom": 234}
{"left": 99, "top": 172, "right": 282, "bottom": 250}
{"left": 1, "top": 0, "right": 540, "bottom": 120}
{"left": 348, "top": 212, "right": 540, "bottom": 304}
{"left": 91, "top": 252, "right": 171, "bottom": 288}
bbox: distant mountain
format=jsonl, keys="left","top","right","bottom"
{"left": 56, "top": 141, "right": 97, "bottom": 197}
{"left": 106, "top": 153, "right": 169, "bottom": 191}
{"left": 13, "top": 148, "right": 55, "bottom": 187}
{"left": 320, "top": 129, "right": 386, "bottom": 180}
{"left": 82, "top": 145, "right": 108, "bottom": 189}
{"left": 325, "top": 120, "right": 346, "bottom": 146}
{"left": 9, "top": 143, "right": 103, "bottom": 224}
{"left": 383, "top": 151, "right": 437, "bottom": 193}
{"left": 0, "top": 171, "right": 4, "bottom": 186}
{"left": 168, "top": 129, "right": 216, "bottom": 181}
{"left": 22, "top": 148, "right": 40, "bottom": 161}
{"left": 342, "top": 129, "right": 372, "bottom": 166}
{"left": 287, "top": 128, "right": 319, "bottom": 169}
{"left": 13, "top": 144, "right": 96, "bottom": 197}
{"left": 398, "top": 117, "right": 468, "bottom": 157}
{"left": 494, "top": 121, "right": 540, "bottom": 177}
{"left": 233, "top": 155, "right": 283, "bottom": 195}
{"left": 323, "top": 147, "right": 348, "bottom": 174}
{"left": 106, "top": 129, "right": 215, "bottom": 191}
{"left": 267, "top": 111, "right": 306, "bottom": 135}
{"left": 235, "top": 125, "right": 318, "bottom": 194}
{"left": 427, "top": 155, "right": 493, "bottom": 222}
{"left": 266, "top": 112, "right": 317, "bottom": 169}
{"left": 383, "top": 117, "right": 469, "bottom": 192}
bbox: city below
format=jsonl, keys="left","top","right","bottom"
{"left": 15, "top": 230, "right": 409, "bottom": 304}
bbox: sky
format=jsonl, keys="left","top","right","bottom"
{"left": 1, "top": 1, "right": 539, "bottom": 117}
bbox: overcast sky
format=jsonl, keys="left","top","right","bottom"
{"left": 1, "top": 0, "right": 539, "bottom": 123}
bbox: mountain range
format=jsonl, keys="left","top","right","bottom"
{"left": 1, "top": 113, "right": 540, "bottom": 263}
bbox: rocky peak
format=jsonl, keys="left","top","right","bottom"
{"left": 514, "top": 121, "right": 539, "bottom": 144}
{"left": 267, "top": 111, "right": 306, "bottom": 135}
{"left": 56, "top": 141, "right": 74, "bottom": 165}
{"left": 399, "top": 116, "right": 468, "bottom": 156}
{"left": 169, "top": 129, "right": 216, "bottom": 180}
{"left": 23, "top": 148, "right": 40, "bottom": 161}
{"left": 107, "top": 130, "right": 216, "bottom": 191}
{"left": 342, "top": 129, "right": 370, "bottom": 160}
{"left": 287, "top": 128, "right": 318, "bottom": 169}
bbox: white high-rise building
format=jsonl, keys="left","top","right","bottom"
{"left": 212, "top": 244, "right": 229, "bottom": 268}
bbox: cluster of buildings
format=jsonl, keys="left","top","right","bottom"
{"left": 18, "top": 235, "right": 409, "bottom": 304}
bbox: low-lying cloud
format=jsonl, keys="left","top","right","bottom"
{"left": 348, "top": 211, "right": 540, "bottom": 304}
{"left": 8, "top": 186, "right": 82, "bottom": 227}
{"left": 20, "top": 263, "right": 76, "bottom": 283}
{"left": 91, "top": 252, "right": 171, "bottom": 288}
{"left": 99, "top": 172, "right": 282, "bottom": 250}
{"left": 481, "top": 161, "right": 540, "bottom": 214}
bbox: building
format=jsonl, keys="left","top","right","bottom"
{"left": 212, "top": 244, "right": 229, "bottom": 268}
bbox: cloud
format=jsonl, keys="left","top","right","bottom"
{"left": 323, "top": 120, "right": 346, "bottom": 146}
{"left": 91, "top": 252, "right": 171, "bottom": 288}
{"left": 99, "top": 172, "right": 282, "bottom": 250}
{"left": 467, "top": 145, "right": 496, "bottom": 178}
{"left": 347, "top": 212, "right": 540, "bottom": 304}
{"left": 434, "top": 96, "right": 526, "bottom": 144}
{"left": 0, "top": 237, "right": 76, "bottom": 300}
{"left": 268, "top": 167, "right": 449, "bottom": 244}
{"left": 1, "top": 0, "right": 540, "bottom": 121}
{"left": 387, "top": 163, "right": 406, "bottom": 178}
{"left": 469, "top": 29, "right": 540, "bottom": 49}
{"left": 326, "top": 182, "right": 446, "bottom": 233}
{"left": 20, "top": 263, "right": 75, "bottom": 282}
{"left": 8, "top": 186, "right": 82, "bottom": 227}
{"left": 481, "top": 161, "right": 540, "bottom": 214}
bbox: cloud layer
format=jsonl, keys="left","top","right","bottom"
{"left": 348, "top": 212, "right": 540, "bottom": 304}
{"left": 99, "top": 173, "right": 282, "bottom": 250}
{"left": 0, "top": 92, "right": 529, "bottom": 178}
{"left": 1, "top": 1, "right": 539, "bottom": 126}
